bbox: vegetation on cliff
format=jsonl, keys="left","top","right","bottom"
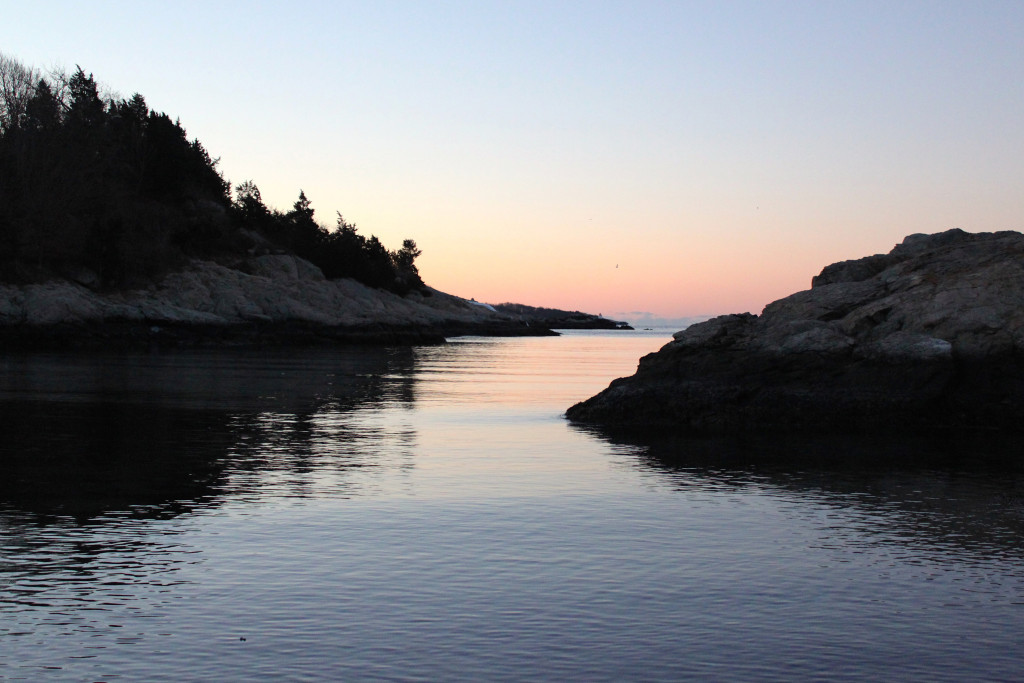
{"left": 0, "top": 53, "right": 423, "bottom": 294}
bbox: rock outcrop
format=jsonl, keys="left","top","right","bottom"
{"left": 490, "top": 303, "right": 633, "bottom": 330}
{"left": 0, "top": 255, "right": 540, "bottom": 347}
{"left": 567, "top": 229, "right": 1024, "bottom": 433}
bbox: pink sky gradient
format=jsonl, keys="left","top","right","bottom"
{"left": 3, "top": 2, "right": 1022, "bottom": 321}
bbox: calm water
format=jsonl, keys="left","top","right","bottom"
{"left": 2, "top": 330, "right": 1024, "bottom": 681}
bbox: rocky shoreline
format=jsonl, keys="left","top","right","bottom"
{"left": 0, "top": 254, "right": 576, "bottom": 350}
{"left": 567, "top": 229, "right": 1024, "bottom": 434}
{"left": 490, "top": 303, "right": 632, "bottom": 330}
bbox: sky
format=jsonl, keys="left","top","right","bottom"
{"left": 4, "top": 1, "right": 1023, "bottom": 324}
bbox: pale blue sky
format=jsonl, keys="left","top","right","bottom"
{"left": 4, "top": 1, "right": 1023, "bottom": 318}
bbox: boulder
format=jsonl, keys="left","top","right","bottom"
{"left": 567, "top": 229, "right": 1024, "bottom": 433}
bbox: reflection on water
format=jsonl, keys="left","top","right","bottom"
{"left": 597, "top": 429, "right": 1024, "bottom": 566}
{"left": 1, "top": 347, "right": 427, "bottom": 680}
{"left": 0, "top": 348, "right": 418, "bottom": 519}
{"left": 2, "top": 333, "right": 1024, "bottom": 681}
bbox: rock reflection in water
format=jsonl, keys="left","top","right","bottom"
{"left": 0, "top": 399, "right": 231, "bottom": 521}
{"left": 589, "top": 427, "right": 1024, "bottom": 566}
{"left": 0, "top": 348, "right": 421, "bottom": 674}
{"left": 0, "top": 348, "right": 419, "bottom": 521}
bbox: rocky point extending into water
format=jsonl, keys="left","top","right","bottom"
{"left": 490, "top": 303, "right": 632, "bottom": 330}
{"left": 567, "top": 229, "right": 1024, "bottom": 433}
{"left": 0, "top": 255, "right": 560, "bottom": 349}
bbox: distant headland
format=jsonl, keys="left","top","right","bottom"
{"left": 568, "top": 229, "right": 1024, "bottom": 433}
{"left": 0, "top": 54, "right": 623, "bottom": 347}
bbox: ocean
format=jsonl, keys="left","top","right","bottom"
{"left": 2, "top": 330, "right": 1024, "bottom": 681}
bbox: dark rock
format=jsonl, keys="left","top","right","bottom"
{"left": 567, "top": 229, "right": 1024, "bottom": 433}
{"left": 490, "top": 303, "right": 633, "bottom": 330}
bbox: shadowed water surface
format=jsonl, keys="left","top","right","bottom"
{"left": 2, "top": 332, "right": 1024, "bottom": 681}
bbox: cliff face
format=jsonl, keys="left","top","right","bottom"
{"left": 0, "top": 255, "right": 528, "bottom": 346}
{"left": 567, "top": 229, "right": 1024, "bottom": 433}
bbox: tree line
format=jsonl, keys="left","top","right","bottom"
{"left": 0, "top": 53, "right": 424, "bottom": 293}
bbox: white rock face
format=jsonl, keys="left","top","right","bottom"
{"left": 0, "top": 255, "right": 509, "bottom": 328}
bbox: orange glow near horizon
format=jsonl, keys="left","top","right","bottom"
{"left": 5, "top": 4, "right": 1021, "bottom": 323}
{"left": 398, "top": 206, "right": 997, "bottom": 320}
